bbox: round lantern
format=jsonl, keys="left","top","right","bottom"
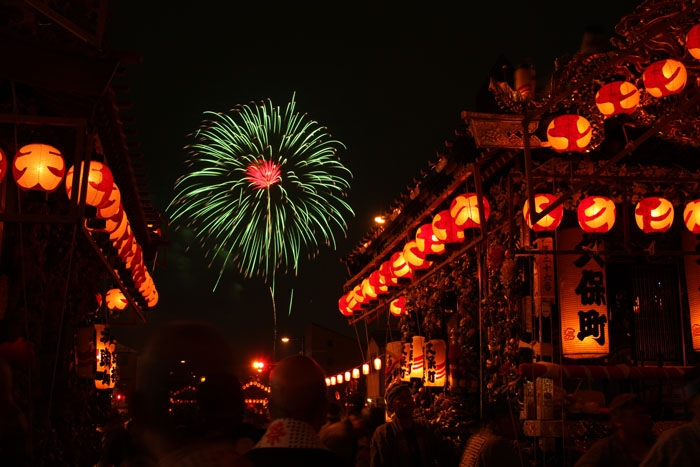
{"left": 389, "top": 296, "right": 406, "bottom": 317}
{"left": 12, "top": 143, "right": 66, "bottom": 192}
{"left": 415, "top": 223, "right": 445, "bottom": 256}
{"left": 642, "top": 59, "right": 687, "bottom": 97}
{"left": 635, "top": 197, "right": 674, "bottom": 233}
{"left": 65, "top": 161, "right": 114, "bottom": 207}
{"left": 368, "top": 270, "right": 390, "bottom": 295}
{"left": 688, "top": 24, "right": 700, "bottom": 60}
{"left": 577, "top": 196, "right": 616, "bottom": 233}
{"left": 379, "top": 261, "right": 399, "bottom": 287}
{"left": 546, "top": 115, "right": 592, "bottom": 153}
{"left": 361, "top": 277, "right": 378, "bottom": 302}
{"left": 450, "top": 193, "right": 491, "bottom": 229}
{"left": 97, "top": 183, "right": 121, "bottom": 219}
{"left": 683, "top": 199, "right": 700, "bottom": 234}
{"left": 0, "top": 147, "right": 7, "bottom": 183}
{"left": 523, "top": 194, "right": 564, "bottom": 232}
{"left": 403, "top": 240, "right": 432, "bottom": 271}
{"left": 432, "top": 209, "right": 464, "bottom": 243}
{"left": 351, "top": 283, "right": 369, "bottom": 306}
{"left": 595, "top": 81, "right": 640, "bottom": 117}
{"left": 389, "top": 251, "right": 413, "bottom": 279}
{"left": 105, "top": 288, "right": 128, "bottom": 311}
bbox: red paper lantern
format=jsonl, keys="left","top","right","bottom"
{"left": 403, "top": 240, "right": 432, "bottom": 271}
{"left": 389, "top": 296, "right": 406, "bottom": 317}
{"left": 577, "top": 196, "right": 616, "bottom": 233}
{"left": 351, "top": 284, "right": 368, "bottom": 306}
{"left": 368, "top": 270, "right": 390, "bottom": 295}
{"left": 595, "top": 81, "right": 640, "bottom": 117}
{"left": 361, "top": 277, "right": 378, "bottom": 302}
{"left": 523, "top": 194, "right": 564, "bottom": 231}
{"left": 12, "top": 143, "right": 66, "bottom": 192}
{"left": 635, "top": 197, "right": 675, "bottom": 233}
{"left": 379, "top": 261, "right": 399, "bottom": 287}
{"left": 683, "top": 199, "right": 700, "bottom": 234}
{"left": 643, "top": 59, "right": 687, "bottom": 97}
{"left": 415, "top": 223, "right": 445, "bottom": 256}
{"left": 688, "top": 24, "right": 700, "bottom": 60}
{"left": 546, "top": 115, "right": 592, "bottom": 153}
{"left": 0, "top": 147, "right": 7, "bottom": 183}
{"left": 389, "top": 251, "right": 413, "bottom": 279}
{"left": 105, "top": 288, "right": 128, "bottom": 311}
{"left": 450, "top": 193, "right": 490, "bottom": 229}
{"left": 65, "top": 161, "right": 114, "bottom": 207}
{"left": 432, "top": 209, "right": 464, "bottom": 243}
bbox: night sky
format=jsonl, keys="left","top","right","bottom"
{"left": 105, "top": 1, "right": 640, "bottom": 373}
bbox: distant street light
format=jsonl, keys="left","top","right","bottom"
{"left": 280, "top": 335, "right": 305, "bottom": 356}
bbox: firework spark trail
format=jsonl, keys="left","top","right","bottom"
{"left": 168, "top": 94, "right": 354, "bottom": 303}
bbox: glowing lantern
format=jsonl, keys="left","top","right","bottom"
{"left": 546, "top": 115, "right": 592, "bottom": 153}
{"left": 351, "top": 284, "right": 369, "bottom": 306}
{"left": 423, "top": 339, "right": 447, "bottom": 387}
{"left": 361, "top": 277, "right": 378, "bottom": 302}
{"left": 352, "top": 368, "right": 360, "bottom": 379}
{"left": 432, "top": 209, "right": 464, "bottom": 243}
{"left": 635, "top": 197, "right": 675, "bottom": 233}
{"left": 379, "top": 261, "right": 399, "bottom": 287}
{"left": 368, "top": 270, "right": 390, "bottom": 295}
{"left": 595, "top": 81, "right": 640, "bottom": 117}
{"left": 688, "top": 24, "right": 700, "bottom": 60}
{"left": 415, "top": 223, "right": 445, "bottom": 256}
{"left": 410, "top": 336, "right": 425, "bottom": 379}
{"left": 12, "top": 143, "right": 65, "bottom": 192}
{"left": 97, "top": 183, "right": 121, "bottom": 219}
{"left": 389, "top": 251, "right": 413, "bottom": 279}
{"left": 65, "top": 161, "right": 114, "bottom": 207}
{"left": 403, "top": 240, "right": 432, "bottom": 271}
{"left": 389, "top": 296, "right": 406, "bottom": 317}
{"left": 362, "top": 363, "right": 370, "bottom": 375}
{"left": 523, "top": 194, "right": 564, "bottom": 231}
{"left": 684, "top": 200, "right": 700, "bottom": 234}
{"left": 0, "top": 147, "right": 7, "bottom": 183}
{"left": 450, "top": 193, "right": 490, "bottom": 229}
{"left": 577, "top": 196, "right": 616, "bottom": 233}
{"left": 643, "top": 59, "right": 687, "bottom": 97}
{"left": 105, "top": 288, "right": 128, "bottom": 311}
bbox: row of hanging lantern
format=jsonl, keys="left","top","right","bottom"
{"left": 3, "top": 142, "right": 158, "bottom": 308}
{"left": 525, "top": 193, "right": 700, "bottom": 234}
{"left": 338, "top": 192, "right": 491, "bottom": 317}
{"left": 545, "top": 24, "right": 700, "bottom": 153}
{"left": 325, "top": 357, "right": 383, "bottom": 386}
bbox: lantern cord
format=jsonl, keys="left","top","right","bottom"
{"left": 47, "top": 223, "right": 79, "bottom": 421}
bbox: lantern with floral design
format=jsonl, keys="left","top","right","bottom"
{"left": 688, "top": 24, "right": 700, "bottom": 60}
{"left": 65, "top": 161, "right": 114, "bottom": 207}
{"left": 635, "top": 197, "right": 675, "bottom": 233}
{"left": 595, "top": 81, "right": 640, "bottom": 117}
{"left": 12, "top": 143, "right": 66, "bottom": 192}
{"left": 450, "top": 193, "right": 490, "bottom": 229}
{"left": 578, "top": 196, "right": 616, "bottom": 233}
{"left": 546, "top": 115, "right": 592, "bottom": 153}
{"left": 523, "top": 194, "right": 564, "bottom": 231}
{"left": 683, "top": 199, "right": 700, "bottom": 234}
{"left": 643, "top": 59, "right": 687, "bottom": 97}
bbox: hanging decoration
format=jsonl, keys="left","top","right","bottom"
{"left": 0, "top": 146, "right": 7, "bottom": 183}
{"left": 577, "top": 196, "right": 617, "bottom": 233}
{"left": 105, "top": 288, "right": 128, "bottom": 311}
{"left": 423, "top": 339, "right": 447, "bottom": 387}
{"left": 12, "top": 143, "right": 66, "bottom": 192}
{"left": 432, "top": 209, "right": 464, "bottom": 243}
{"left": 557, "top": 228, "right": 609, "bottom": 359}
{"left": 683, "top": 199, "right": 700, "bottom": 234}
{"left": 682, "top": 231, "right": 700, "bottom": 351}
{"left": 635, "top": 197, "right": 675, "bottom": 233}
{"left": 65, "top": 161, "right": 114, "bottom": 207}
{"left": 95, "top": 324, "right": 117, "bottom": 389}
{"left": 450, "top": 193, "right": 491, "bottom": 229}
{"left": 523, "top": 194, "right": 564, "bottom": 231}
{"left": 688, "top": 24, "right": 700, "bottom": 59}
{"left": 595, "top": 81, "right": 640, "bottom": 117}
{"left": 403, "top": 240, "right": 432, "bottom": 271}
{"left": 642, "top": 59, "right": 687, "bottom": 97}
{"left": 414, "top": 223, "right": 446, "bottom": 256}
{"left": 389, "top": 251, "right": 413, "bottom": 280}
{"left": 368, "top": 270, "right": 390, "bottom": 295}
{"left": 97, "top": 183, "right": 121, "bottom": 219}
{"left": 410, "top": 336, "right": 425, "bottom": 380}
{"left": 389, "top": 296, "right": 406, "bottom": 317}
{"left": 546, "top": 115, "right": 592, "bottom": 153}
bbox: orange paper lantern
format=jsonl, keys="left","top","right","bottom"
{"left": 523, "top": 194, "right": 564, "bottom": 231}
{"left": 595, "top": 81, "right": 640, "bottom": 117}
{"left": 432, "top": 209, "right": 464, "bottom": 243}
{"left": 687, "top": 24, "right": 700, "bottom": 60}
{"left": 450, "top": 193, "right": 490, "bottom": 229}
{"left": 65, "top": 161, "right": 114, "bottom": 207}
{"left": 12, "top": 143, "right": 66, "bottom": 192}
{"left": 635, "top": 197, "right": 675, "bottom": 233}
{"left": 415, "top": 223, "right": 445, "bottom": 256}
{"left": 361, "top": 277, "right": 378, "bottom": 302}
{"left": 577, "top": 196, "right": 616, "bottom": 233}
{"left": 683, "top": 199, "right": 700, "bottom": 234}
{"left": 643, "top": 59, "right": 687, "bottom": 97}
{"left": 0, "top": 147, "right": 7, "bottom": 183}
{"left": 389, "top": 251, "right": 413, "bottom": 279}
{"left": 97, "top": 183, "right": 121, "bottom": 219}
{"left": 379, "top": 261, "right": 399, "bottom": 287}
{"left": 403, "top": 240, "right": 432, "bottom": 271}
{"left": 546, "top": 115, "right": 592, "bottom": 153}
{"left": 368, "top": 270, "right": 390, "bottom": 295}
{"left": 389, "top": 296, "right": 406, "bottom": 317}
{"left": 338, "top": 294, "right": 353, "bottom": 316}
{"left": 105, "top": 288, "right": 128, "bottom": 311}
